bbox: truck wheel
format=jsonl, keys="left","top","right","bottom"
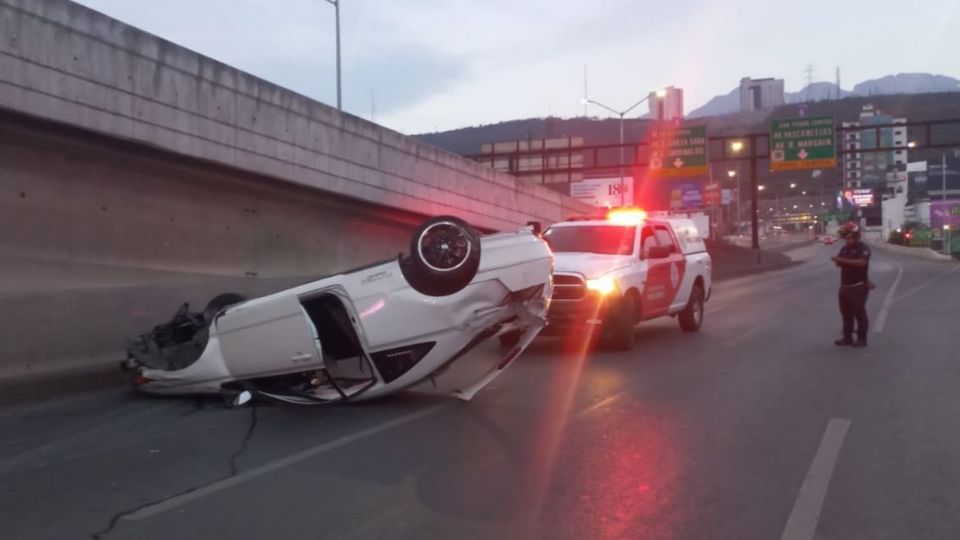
{"left": 204, "top": 293, "right": 247, "bottom": 322}
{"left": 607, "top": 294, "right": 636, "bottom": 351}
{"left": 678, "top": 285, "right": 704, "bottom": 332}
{"left": 401, "top": 216, "right": 482, "bottom": 297}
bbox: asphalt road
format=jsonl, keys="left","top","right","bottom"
{"left": 2, "top": 244, "right": 959, "bottom": 540}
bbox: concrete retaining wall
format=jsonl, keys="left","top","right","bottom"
{"left": 0, "top": 111, "right": 422, "bottom": 384}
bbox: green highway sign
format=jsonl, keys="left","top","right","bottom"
{"left": 818, "top": 211, "right": 850, "bottom": 223}
{"left": 649, "top": 126, "right": 708, "bottom": 177}
{"left": 770, "top": 116, "right": 837, "bottom": 171}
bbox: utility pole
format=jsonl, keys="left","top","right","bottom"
{"left": 750, "top": 135, "right": 760, "bottom": 251}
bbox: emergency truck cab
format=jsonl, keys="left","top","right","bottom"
{"left": 538, "top": 209, "right": 712, "bottom": 350}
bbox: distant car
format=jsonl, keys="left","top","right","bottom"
{"left": 122, "top": 216, "right": 553, "bottom": 405}
{"left": 822, "top": 235, "right": 836, "bottom": 245}
{"left": 527, "top": 209, "right": 712, "bottom": 350}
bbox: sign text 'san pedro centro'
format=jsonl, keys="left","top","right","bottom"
{"left": 648, "top": 126, "right": 708, "bottom": 177}
{"left": 770, "top": 116, "right": 837, "bottom": 171}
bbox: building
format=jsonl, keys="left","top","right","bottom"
{"left": 924, "top": 150, "right": 960, "bottom": 200}
{"left": 648, "top": 86, "right": 683, "bottom": 121}
{"left": 841, "top": 105, "right": 908, "bottom": 235}
{"left": 739, "top": 77, "right": 785, "bottom": 111}
{"left": 842, "top": 105, "right": 908, "bottom": 190}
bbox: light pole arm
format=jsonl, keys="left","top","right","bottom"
{"left": 584, "top": 99, "right": 621, "bottom": 117}
{"left": 622, "top": 94, "right": 652, "bottom": 116}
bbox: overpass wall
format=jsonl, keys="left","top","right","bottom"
{"left": 0, "top": 0, "right": 589, "bottom": 232}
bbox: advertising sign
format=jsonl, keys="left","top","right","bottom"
{"left": 770, "top": 116, "right": 837, "bottom": 171}
{"left": 648, "top": 126, "right": 709, "bottom": 177}
{"left": 931, "top": 200, "right": 960, "bottom": 229}
{"left": 571, "top": 176, "right": 633, "bottom": 207}
{"left": 722, "top": 189, "right": 732, "bottom": 205}
{"left": 670, "top": 182, "right": 703, "bottom": 210}
{"left": 843, "top": 189, "right": 876, "bottom": 208}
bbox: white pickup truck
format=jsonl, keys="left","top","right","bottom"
{"left": 537, "top": 209, "right": 712, "bottom": 350}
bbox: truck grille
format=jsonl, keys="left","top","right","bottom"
{"left": 552, "top": 274, "right": 585, "bottom": 300}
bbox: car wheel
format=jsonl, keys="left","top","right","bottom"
{"left": 401, "top": 216, "right": 482, "bottom": 297}
{"left": 203, "top": 293, "right": 247, "bottom": 322}
{"left": 607, "top": 294, "right": 636, "bottom": 351}
{"left": 678, "top": 285, "right": 704, "bottom": 332}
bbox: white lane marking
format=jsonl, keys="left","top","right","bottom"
{"left": 873, "top": 260, "right": 903, "bottom": 334}
{"left": 780, "top": 418, "right": 851, "bottom": 540}
{"left": 122, "top": 403, "right": 448, "bottom": 522}
{"left": 892, "top": 265, "right": 960, "bottom": 306}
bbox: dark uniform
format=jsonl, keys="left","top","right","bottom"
{"left": 837, "top": 241, "right": 871, "bottom": 343}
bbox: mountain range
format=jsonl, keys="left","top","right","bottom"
{"left": 687, "top": 73, "right": 960, "bottom": 117}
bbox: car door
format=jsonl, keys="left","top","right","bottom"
{"left": 640, "top": 224, "right": 671, "bottom": 318}
{"left": 642, "top": 224, "right": 686, "bottom": 317}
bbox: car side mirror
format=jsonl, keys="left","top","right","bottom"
{"left": 648, "top": 246, "right": 672, "bottom": 259}
{"left": 526, "top": 221, "right": 542, "bottom": 236}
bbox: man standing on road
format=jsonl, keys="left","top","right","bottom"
{"left": 832, "top": 222, "right": 871, "bottom": 347}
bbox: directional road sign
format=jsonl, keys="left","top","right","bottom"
{"left": 769, "top": 116, "right": 837, "bottom": 171}
{"left": 649, "top": 126, "right": 708, "bottom": 177}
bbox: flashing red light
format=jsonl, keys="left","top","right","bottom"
{"left": 133, "top": 375, "right": 152, "bottom": 386}
{"left": 607, "top": 208, "right": 648, "bottom": 225}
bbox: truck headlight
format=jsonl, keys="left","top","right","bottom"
{"left": 586, "top": 276, "right": 618, "bottom": 296}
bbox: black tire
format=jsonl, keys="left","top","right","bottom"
{"left": 607, "top": 294, "right": 636, "bottom": 351}
{"left": 204, "top": 293, "right": 247, "bottom": 322}
{"left": 678, "top": 285, "right": 704, "bottom": 332}
{"left": 498, "top": 330, "right": 523, "bottom": 349}
{"left": 401, "top": 216, "right": 481, "bottom": 297}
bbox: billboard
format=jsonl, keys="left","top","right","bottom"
{"left": 842, "top": 189, "right": 876, "bottom": 208}
{"left": 570, "top": 176, "right": 633, "bottom": 207}
{"left": 931, "top": 200, "right": 960, "bottom": 229}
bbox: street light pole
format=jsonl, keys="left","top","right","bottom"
{"left": 585, "top": 90, "right": 666, "bottom": 206}
{"left": 942, "top": 152, "right": 947, "bottom": 202}
{"left": 325, "top": 0, "right": 342, "bottom": 111}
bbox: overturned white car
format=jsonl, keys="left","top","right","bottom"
{"left": 123, "top": 217, "right": 553, "bottom": 405}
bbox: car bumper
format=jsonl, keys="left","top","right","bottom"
{"left": 542, "top": 294, "right": 614, "bottom": 334}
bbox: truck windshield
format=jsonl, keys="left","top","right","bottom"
{"left": 543, "top": 225, "right": 636, "bottom": 255}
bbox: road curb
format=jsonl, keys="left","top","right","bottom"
{"left": 869, "top": 241, "right": 956, "bottom": 262}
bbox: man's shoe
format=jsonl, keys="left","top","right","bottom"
{"left": 834, "top": 338, "right": 853, "bottom": 346}
{"left": 851, "top": 340, "right": 868, "bottom": 348}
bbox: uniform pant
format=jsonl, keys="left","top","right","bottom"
{"left": 838, "top": 284, "right": 869, "bottom": 341}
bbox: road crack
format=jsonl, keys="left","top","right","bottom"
{"left": 90, "top": 404, "right": 260, "bottom": 539}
